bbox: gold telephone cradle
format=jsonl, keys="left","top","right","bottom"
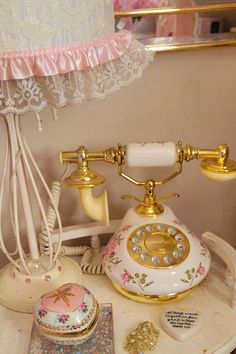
{"left": 60, "top": 142, "right": 236, "bottom": 220}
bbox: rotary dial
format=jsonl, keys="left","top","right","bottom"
{"left": 127, "top": 223, "right": 190, "bottom": 268}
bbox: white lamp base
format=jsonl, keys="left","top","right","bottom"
{"left": 0, "top": 256, "right": 82, "bottom": 313}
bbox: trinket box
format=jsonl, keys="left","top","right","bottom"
{"left": 33, "top": 283, "right": 99, "bottom": 345}
{"left": 29, "top": 304, "right": 113, "bottom": 353}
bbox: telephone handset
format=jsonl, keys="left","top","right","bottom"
{"left": 60, "top": 141, "right": 236, "bottom": 303}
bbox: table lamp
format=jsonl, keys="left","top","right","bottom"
{"left": 0, "top": 0, "right": 152, "bottom": 313}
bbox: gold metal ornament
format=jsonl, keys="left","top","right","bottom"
{"left": 124, "top": 321, "right": 160, "bottom": 353}
{"left": 60, "top": 142, "right": 236, "bottom": 218}
{"left": 47, "top": 285, "right": 75, "bottom": 305}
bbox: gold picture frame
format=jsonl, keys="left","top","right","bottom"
{"left": 114, "top": 2, "right": 236, "bottom": 52}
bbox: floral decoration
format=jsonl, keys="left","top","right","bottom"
{"left": 103, "top": 224, "right": 132, "bottom": 271}
{"left": 120, "top": 224, "right": 132, "bottom": 232}
{"left": 25, "top": 277, "right": 31, "bottom": 284}
{"left": 172, "top": 219, "right": 191, "bottom": 232}
{"left": 200, "top": 243, "right": 210, "bottom": 257}
{"left": 14, "top": 79, "right": 43, "bottom": 105}
{"left": 121, "top": 269, "right": 154, "bottom": 291}
{"left": 58, "top": 314, "right": 69, "bottom": 323}
{"left": 38, "top": 307, "right": 47, "bottom": 318}
{"left": 181, "top": 262, "right": 206, "bottom": 287}
{"left": 80, "top": 302, "right": 88, "bottom": 313}
{"left": 173, "top": 219, "right": 184, "bottom": 226}
{"left": 189, "top": 231, "right": 201, "bottom": 240}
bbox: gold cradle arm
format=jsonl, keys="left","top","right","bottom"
{"left": 60, "top": 142, "right": 236, "bottom": 189}
{"left": 59, "top": 142, "right": 236, "bottom": 217}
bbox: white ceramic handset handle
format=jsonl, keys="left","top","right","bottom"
{"left": 80, "top": 188, "right": 110, "bottom": 226}
{"left": 126, "top": 142, "right": 177, "bottom": 167}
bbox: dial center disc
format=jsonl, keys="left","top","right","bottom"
{"left": 145, "top": 232, "right": 174, "bottom": 254}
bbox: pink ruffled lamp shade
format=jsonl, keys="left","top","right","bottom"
{"left": 0, "top": 0, "right": 152, "bottom": 313}
{"left": 0, "top": 1, "right": 152, "bottom": 119}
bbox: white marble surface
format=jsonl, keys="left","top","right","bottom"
{"left": 1, "top": 262, "right": 236, "bottom": 354}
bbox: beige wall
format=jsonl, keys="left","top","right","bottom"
{"left": 1, "top": 46, "right": 236, "bottom": 267}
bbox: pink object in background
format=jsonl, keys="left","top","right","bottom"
{"left": 114, "top": 0, "right": 160, "bottom": 10}
{"left": 114, "top": 0, "right": 197, "bottom": 38}
{"left": 156, "top": 0, "right": 196, "bottom": 37}
{"left": 114, "top": 0, "right": 160, "bottom": 33}
{"left": 197, "top": 16, "right": 224, "bottom": 36}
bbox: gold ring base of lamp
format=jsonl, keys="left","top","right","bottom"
{"left": 0, "top": 256, "right": 82, "bottom": 313}
{"left": 112, "top": 282, "right": 196, "bottom": 304}
{"left": 201, "top": 159, "right": 236, "bottom": 181}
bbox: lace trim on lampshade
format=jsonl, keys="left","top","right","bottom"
{"left": 0, "top": 38, "right": 153, "bottom": 116}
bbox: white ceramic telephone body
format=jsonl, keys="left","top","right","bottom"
{"left": 103, "top": 205, "right": 210, "bottom": 302}
{"left": 60, "top": 141, "right": 236, "bottom": 303}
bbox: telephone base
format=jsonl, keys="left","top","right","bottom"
{"left": 112, "top": 282, "right": 197, "bottom": 304}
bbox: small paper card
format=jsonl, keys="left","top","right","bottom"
{"left": 28, "top": 303, "right": 114, "bottom": 354}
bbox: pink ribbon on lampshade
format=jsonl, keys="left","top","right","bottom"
{"left": 0, "top": 30, "right": 132, "bottom": 81}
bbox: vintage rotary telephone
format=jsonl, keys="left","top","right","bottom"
{"left": 60, "top": 142, "right": 236, "bottom": 303}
